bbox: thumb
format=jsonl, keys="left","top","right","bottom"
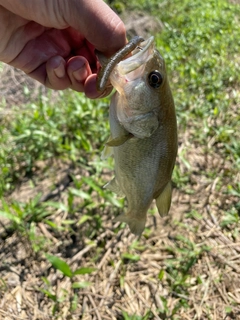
{"left": 66, "top": 0, "right": 127, "bottom": 55}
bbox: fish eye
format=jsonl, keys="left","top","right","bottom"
{"left": 148, "top": 71, "right": 163, "bottom": 88}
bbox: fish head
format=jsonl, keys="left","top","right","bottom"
{"left": 109, "top": 37, "right": 174, "bottom": 138}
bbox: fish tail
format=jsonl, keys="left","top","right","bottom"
{"left": 114, "top": 213, "right": 146, "bottom": 236}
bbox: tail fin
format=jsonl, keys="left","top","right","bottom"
{"left": 114, "top": 213, "right": 146, "bottom": 236}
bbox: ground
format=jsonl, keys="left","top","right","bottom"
{"left": 0, "top": 6, "right": 240, "bottom": 320}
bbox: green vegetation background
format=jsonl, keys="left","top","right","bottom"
{"left": 0, "top": 0, "right": 240, "bottom": 318}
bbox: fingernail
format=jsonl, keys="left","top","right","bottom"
{"left": 73, "top": 66, "right": 88, "bottom": 82}
{"left": 54, "top": 61, "right": 65, "bottom": 78}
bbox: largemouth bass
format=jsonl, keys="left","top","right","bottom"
{"left": 97, "top": 36, "right": 178, "bottom": 235}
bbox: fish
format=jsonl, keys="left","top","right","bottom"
{"left": 96, "top": 36, "right": 178, "bottom": 236}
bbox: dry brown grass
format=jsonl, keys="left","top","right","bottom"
{"left": 0, "top": 124, "right": 240, "bottom": 319}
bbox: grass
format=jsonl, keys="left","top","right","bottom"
{"left": 1, "top": 0, "right": 240, "bottom": 319}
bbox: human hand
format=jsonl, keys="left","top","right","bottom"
{"left": 0, "top": 0, "right": 126, "bottom": 98}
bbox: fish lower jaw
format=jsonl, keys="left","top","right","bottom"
{"left": 114, "top": 213, "right": 146, "bottom": 236}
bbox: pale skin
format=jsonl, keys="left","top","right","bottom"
{"left": 0, "top": 0, "right": 126, "bottom": 98}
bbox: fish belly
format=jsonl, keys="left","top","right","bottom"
{"left": 110, "top": 111, "right": 175, "bottom": 234}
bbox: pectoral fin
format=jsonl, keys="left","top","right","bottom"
{"left": 101, "top": 135, "right": 114, "bottom": 160}
{"left": 101, "top": 145, "right": 113, "bottom": 160}
{"left": 155, "top": 181, "right": 172, "bottom": 217}
{"left": 106, "top": 133, "right": 133, "bottom": 147}
{"left": 101, "top": 133, "right": 133, "bottom": 159}
{"left": 104, "top": 177, "right": 125, "bottom": 197}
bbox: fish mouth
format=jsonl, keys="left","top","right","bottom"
{"left": 96, "top": 36, "right": 155, "bottom": 91}
{"left": 117, "top": 36, "right": 155, "bottom": 76}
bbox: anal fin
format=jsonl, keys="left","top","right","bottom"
{"left": 156, "top": 181, "right": 172, "bottom": 217}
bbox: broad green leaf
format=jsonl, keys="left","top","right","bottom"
{"left": 44, "top": 201, "right": 68, "bottom": 212}
{"left": 72, "top": 281, "right": 92, "bottom": 289}
{"left": 46, "top": 254, "right": 72, "bottom": 278}
{"left": 158, "top": 269, "right": 165, "bottom": 281}
{"left": 69, "top": 188, "right": 92, "bottom": 200}
{"left": 0, "top": 211, "right": 21, "bottom": 224}
{"left": 73, "top": 267, "right": 96, "bottom": 276}
{"left": 38, "top": 288, "right": 57, "bottom": 301}
{"left": 121, "top": 253, "right": 140, "bottom": 262}
{"left": 78, "top": 215, "right": 92, "bottom": 225}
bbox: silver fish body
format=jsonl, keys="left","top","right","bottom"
{"left": 99, "top": 37, "right": 178, "bottom": 235}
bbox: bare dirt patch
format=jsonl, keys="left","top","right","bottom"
{"left": 0, "top": 65, "right": 47, "bottom": 108}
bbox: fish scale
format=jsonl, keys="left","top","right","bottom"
{"left": 97, "top": 36, "right": 178, "bottom": 235}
